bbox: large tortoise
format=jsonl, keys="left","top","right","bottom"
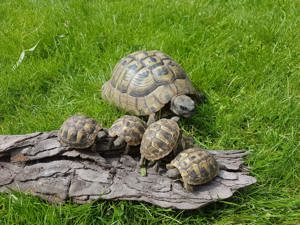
{"left": 166, "top": 148, "right": 219, "bottom": 191}
{"left": 58, "top": 115, "right": 107, "bottom": 150}
{"left": 102, "top": 50, "right": 204, "bottom": 125}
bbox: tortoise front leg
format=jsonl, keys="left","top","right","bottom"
{"left": 139, "top": 155, "right": 145, "bottom": 167}
{"left": 113, "top": 136, "right": 127, "bottom": 154}
{"left": 182, "top": 177, "right": 194, "bottom": 192}
{"left": 147, "top": 113, "right": 156, "bottom": 126}
{"left": 123, "top": 144, "right": 130, "bottom": 155}
{"left": 152, "top": 160, "right": 161, "bottom": 172}
{"left": 113, "top": 136, "right": 125, "bottom": 146}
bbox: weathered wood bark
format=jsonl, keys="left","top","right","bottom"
{"left": 0, "top": 131, "right": 256, "bottom": 210}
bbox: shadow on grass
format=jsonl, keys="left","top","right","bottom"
{"left": 180, "top": 99, "right": 219, "bottom": 144}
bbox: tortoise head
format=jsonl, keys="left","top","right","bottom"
{"left": 170, "top": 95, "right": 195, "bottom": 118}
{"left": 166, "top": 168, "right": 180, "bottom": 179}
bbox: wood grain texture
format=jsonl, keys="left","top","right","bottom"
{"left": 0, "top": 131, "right": 256, "bottom": 210}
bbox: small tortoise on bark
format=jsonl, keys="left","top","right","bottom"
{"left": 58, "top": 115, "right": 107, "bottom": 150}
{"left": 139, "top": 117, "right": 180, "bottom": 176}
{"left": 108, "top": 115, "right": 147, "bottom": 154}
{"left": 102, "top": 50, "right": 205, "bottom": 125}
{"left": 166, "top": 148, "right": 219, "bottom": 191}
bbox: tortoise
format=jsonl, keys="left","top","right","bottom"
{"left": 139, "top": 117, "right": 181, "bottom": 176}
{"left": 102, "top": 50, "right": 204, "bottom": 125}
{"left": 58, "top": 115, "right": 107, "bottom": 150}
{"left": 108, "top": 115, "right": 147, "bottom": 154}
{"left": 166, "top": 148, "right": 219, "bottom": 191}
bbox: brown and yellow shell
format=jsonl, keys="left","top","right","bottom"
{"left": 167, "top": 148, "right": 219, "bottom": 185}
{"left": 58, "top": 115, "right": 101, "bottom": 149}
{"left": 102, "top": 50, "right": 197, "bottom": 116}
{"left": 140, "top": 118, "right": 180, "bottom": 161}
{"left": 108, "top": 115, "right": 147, "bottom": 146}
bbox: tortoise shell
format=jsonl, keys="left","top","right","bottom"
{"left": 140, "top": 118, "right": 180, "bottom": 161}
{"left": 108, "top": 115, "right": 147, "bottom": 146}
{"left": 167, "top": 148, "right": 219, "bottom": 185}
{"left": 58, "top": 115, "right": 101, "bottom": 149}
{"left": 102, "top": 50, "right": 197, "bottom": 115}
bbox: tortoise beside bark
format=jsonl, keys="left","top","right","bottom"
{"left": 58, "top": 115, "right": 107, "bottom": 150}
{"left": 166, "top": 148, "right": 219, "bottom": 191}
{"left": 108, "top": 115, "right": 147, "bottom": 154}
{"left": 102, "top": 50, "right": 204, "bottom": 125}
{"left": 139, "top": 117, "right": 180, "bottom": 175}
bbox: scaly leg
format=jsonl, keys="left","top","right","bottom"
{"left": 153, "top": 161, "right": 161, "bottom": 172}
{"left": 147, "top": 113, "right": 156, "bottom": 126}
{"left": 113, "top": 136, "right": 125, "bottom": 146}
{"left": 123, "top": 144, "right": 130, "bottom": 155}
{"left": 183, "top": 177, "right": 194, "bottom": 192}
{"left": 139, "top": 155, "right": 145, "bottom": 167}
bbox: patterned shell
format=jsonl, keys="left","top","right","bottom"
{"left": 58, "top": 115, "right": 101, "bottom": 149}
{"left": 102, "top": 50, "right": 197, "bottom": 115}
{"left": 108, "top": 115, "right": 147, "bottom": 146}
{"left": 167, "top": 148, "right": 219, "bottom": 185}
{"left": 140, "top": 118, "right": 180, "bottom": 160}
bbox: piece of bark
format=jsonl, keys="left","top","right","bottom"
{"left": 0, "top": 131, "right": 256, "bottom": 210}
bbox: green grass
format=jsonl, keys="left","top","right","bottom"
{"left": 0, "top": 0, "right": 299, "bottom": 224}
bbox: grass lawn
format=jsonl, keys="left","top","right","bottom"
{"left": 0, "top": 0, "right": 299, "bottom": 224}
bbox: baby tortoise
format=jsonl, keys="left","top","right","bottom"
{"left": 166, "top": 148, "right": 219, "bottom": 191}
{"left": 58, "top": 115, "right": 107, "bottom": 150}
{"left": 139, "top": 117, "right": 180, "bottom": 176}
{"left": 102, "top": 50, "right": 204, "bottom": 125}
{"left": 108, "top": 115, "right": 147, "bottom": 154}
